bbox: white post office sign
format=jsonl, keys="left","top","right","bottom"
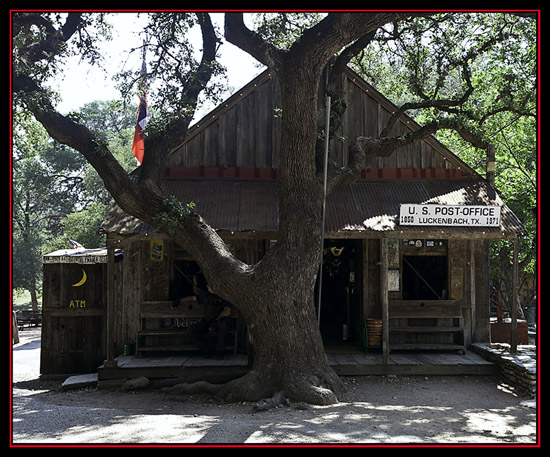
{"left": 399, "top": 204, "right": 501, "bottom": 227}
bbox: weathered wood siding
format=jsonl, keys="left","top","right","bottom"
{"left": 167, "top": 69, "right": 458, "bottom": 172}
{"left": 41, "top": 262, "right": 106, "bottom": 375}
{"left": 167, "top": 72, "right": 282, "bottom": 169}
{"left": 335, "top": 73, "right": 450, "bottom": 170}
{"left": 360, "top": 238, "right": 490, "bottom": 346}
{"left": 107, "top": 236, "right": 266, "bottom": 354}
{"left": 108, "top": 235, "right": 170, "bottom": 355}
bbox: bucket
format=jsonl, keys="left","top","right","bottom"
{"left": 366, "top": 319, "right": 382, "bottom": 347}
{"left": 123, "top": 343, "right": 135, "bottom": 356}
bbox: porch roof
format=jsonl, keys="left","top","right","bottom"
{"left": 100, "top": 178, "right": 524, "bottom": 239}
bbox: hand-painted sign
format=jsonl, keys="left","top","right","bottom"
{"left": 399, "top": 204, "right": 501, "bottom": 227}
{"left": 71, "top": 269, "right": 87, "bottom": 287}
{"left": 43, "top": 248, "right": 108, "bottom": 264}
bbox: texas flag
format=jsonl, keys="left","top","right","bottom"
{"left": 68, "top": 238, "right": 84, "bottom": 250}
{"left": 132, "top": 94, "right": 147, "bottom": 164}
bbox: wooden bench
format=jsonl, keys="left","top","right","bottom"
{"left": 136, "top": 300, "right": 239, "bottom": 356}
{"left": 388, "top": 300, "right": 465, "bottom": 353}
{"left": 16, "top": 310, "right": 42, "bottom": 330}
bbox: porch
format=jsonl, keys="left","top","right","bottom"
{"left": 97, "top": 348, "right": 497, "bottom": 388}
{"left": 327, "top": 348, "right": 497, "bottom": 376}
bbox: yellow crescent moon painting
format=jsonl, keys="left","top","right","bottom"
{"left": 71, "top": 269, "right": 87, "bottom": 287}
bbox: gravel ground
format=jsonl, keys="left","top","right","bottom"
{"left": 11, "top": 328, "right": 538, "bottom": 446}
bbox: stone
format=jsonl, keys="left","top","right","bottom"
{"left": 61, "top": 373, "right": 98, "bottom": 390}
{"left": 121, "top": 376, "right": 150, "bottom": 390}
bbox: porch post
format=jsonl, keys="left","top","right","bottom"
{"left": 104, "top": 240, "right": 117, "bottom": 366}
{"left": 511, "top": 236, "right": 519, "bottom": 353}
{"left": 380, "top": 238, "right": 389, "bottom": 364}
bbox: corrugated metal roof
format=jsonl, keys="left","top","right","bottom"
{"left": 100, "top": 178, "right": 524, "bottom": 237}
{"left": 162, "top": 180, "right": 279, "bottom": 232}
{"left": 326, "top": 179, "right": 524, "bottom": 235}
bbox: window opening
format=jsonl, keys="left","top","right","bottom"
{"left": 402, "top": 255, "right": 448, "bottom": 300}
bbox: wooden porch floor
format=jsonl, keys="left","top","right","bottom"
{"left": 97, "top": 349, "right": 497, "bottom": 386}
{"left": 327, "top": 350, "right": 497, "bottom": 376}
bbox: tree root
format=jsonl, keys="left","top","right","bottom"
{"left": 161, "top": 368, "right": 346, "bottom": 407}
{"left": 253, "top": 391, "right": 289, "bottom": 411}
{"left": 162, "top": 380, "right": 222, "bottom": 397}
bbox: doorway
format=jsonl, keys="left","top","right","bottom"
{"left": 317, "top": 239, "right": 360, "bottom": 347}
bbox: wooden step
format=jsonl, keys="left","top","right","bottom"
{"left": 139, "top": 329, "right": 188, "bottom": 336}
{"left": 390, "top": 343, "right": 465, "bottom": 353}
{"left": 138, "top": 345, "right": 198, "bottom": 352}
{"left": 389, "top": 326, "right": 464, "bottom": 334}
{"left": 138, "top": 329, "right": 236, "bottom": 336}
{"left": 389, "top": 300, "right": 463, "bottom": 319}
{"left": 138, "top": 344, "right": 236, "bottom": 352}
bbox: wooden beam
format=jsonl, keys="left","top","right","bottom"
{"left": 380, "top": 238, "right": 389, "bottom": 364}
{"left": 104, "top": 241, "right": 116, "bottom": 366}
{"left": 511, "top": 236, "right": 519, "bottom": 353}
{"left": 470, "top": 240, "right": 476, "bottom": 341}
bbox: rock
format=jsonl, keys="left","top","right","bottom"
{"left": 121, "top": 376, "right": 150, "bottom": 390}
{"left": 293, "top": 402, "right": 309, "bottom": 410}
{"left": 254, "top": 391, "right": 288, "bottom": 412}
{"left": 520, "top": 399, "right": 536, "bottom": 409}
{"left": 61, "top": 373, "right": 98, "bottom": 390}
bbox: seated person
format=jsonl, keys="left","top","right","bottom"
{"left": 182, "top": 285, "right": 232, "bottom": 359}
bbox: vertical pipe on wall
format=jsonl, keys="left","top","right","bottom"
{"left": 317, "top": 95, "right": 331, "bottom": 326}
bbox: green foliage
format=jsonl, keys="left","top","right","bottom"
{"left": 12, "top": 100, "right": 137, "bottom": 296}
{"left": 44, "top": 200, "right": 113, "bottom": 253}
{"left": 351, "top": 12, "right": 537, "bottom": 306}
{"left": 114, "top": 12, "right": 226, "bottom": 137}
{"left": 153, "top": 197, "right": 196, "bottom": 236}
{"left": 12, "top": 12, "right": 111, "bottom": 84}
{"left": 353, "top": 13, "right": 536, "bottom": 137}
{"left": 252, "top": 13, "right": 325, "bottom": 49}
{"left": 12, "top": 12, "right": 228, "bottom": 301}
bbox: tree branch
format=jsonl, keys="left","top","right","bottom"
{"left": 224, "top": 13, "right": 283, "bottom": 69}
{"left": 367, "top": 117, "right": 490, "bottom": 157}
{"left": 326, "top": 30, "right": 376, "bottom": 96}
{"left": 13, "top": 12, "right": 83, "bottom": 69}
{"left": 325, "top": 139, "right": 366, "bottom": 194}
{"left": 380, "top": 66, "right": 474, "bottom": 137}
{"left": 325, "top": 116, "right": 490, "bottom": 193}
{"left": 14, "top": 13, "right": 251, "bottom": 306}
{"left": 140, "top": 12, "right": 220, "bottom": 185}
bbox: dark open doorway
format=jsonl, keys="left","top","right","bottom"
{"left": 317, "top": 239, "right": 359, "bottom": 347}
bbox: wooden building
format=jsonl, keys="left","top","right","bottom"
{"left": 40, "top": 248, "right": 117, "bottom": 375}
{"left": 100, "top": 68, "right": 524, "bottom": 365}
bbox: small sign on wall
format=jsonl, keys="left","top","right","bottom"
{"left": 388, "top": 269, "right": 400, "bottom": 292}
{"left": 150, "top": 240, "right": 164, "bottom": 261}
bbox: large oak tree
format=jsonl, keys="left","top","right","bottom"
{"left": 12, "top": 11, "right": 536, "bottom": 405}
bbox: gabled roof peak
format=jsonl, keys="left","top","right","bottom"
{"left": 167, "top": 66, "right": 480, "bottom": 179}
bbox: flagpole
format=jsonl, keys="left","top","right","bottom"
{"left": 317, "top": 94, "right": 331, "bottom": 326}
{"left": 132, "top": 39, "right": 148, "bottom": 165}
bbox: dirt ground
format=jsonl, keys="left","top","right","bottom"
{"left": 11, "top": 328, "right": 538, "bottom": 446}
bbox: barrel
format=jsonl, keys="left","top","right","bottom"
{"left": 366, "top": 319, "right": 383, "bottom": 347}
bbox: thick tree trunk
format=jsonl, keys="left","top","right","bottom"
{"left": 238, "top": 259, "right": 345, "bottom": 404}
{"left": 168, "top": 229, "right": 345, "bottom": 405}
{"left": 239, "top": 65, "right": 344, "bottom": 403}
{"left": 167, "top": 63, "right": 345, "bottom": 405}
